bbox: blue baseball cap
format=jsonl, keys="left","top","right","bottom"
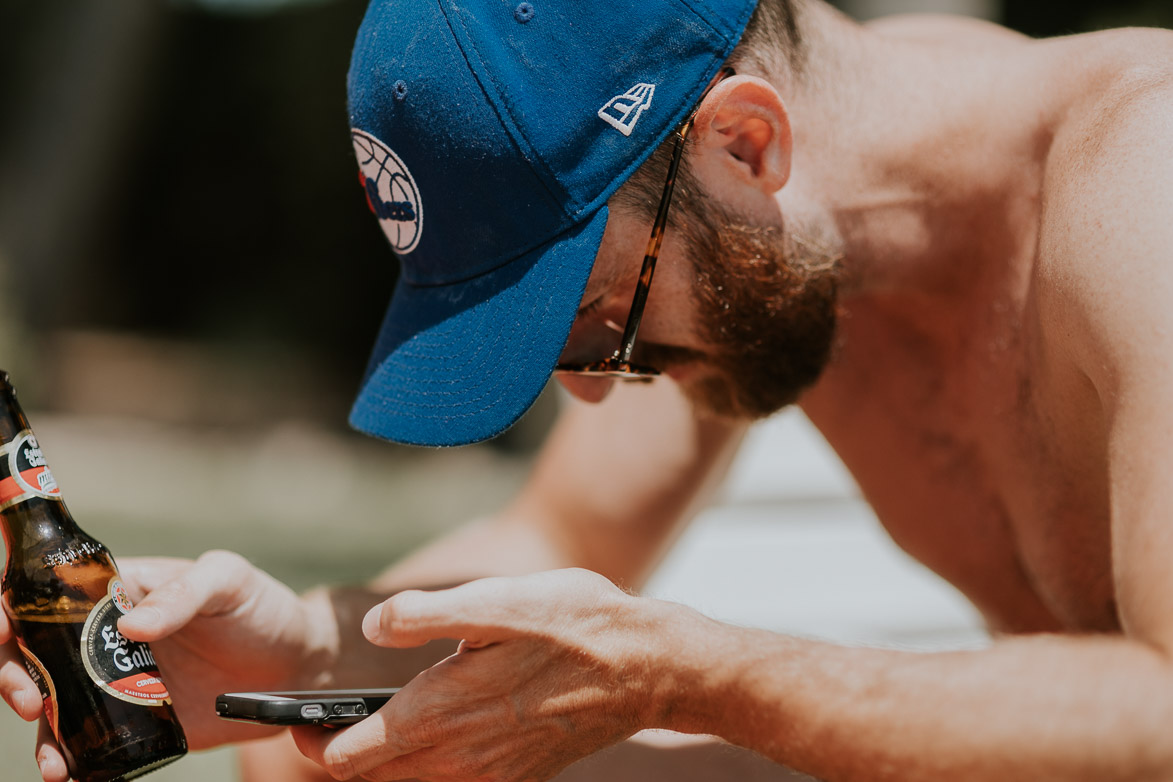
{"left": 347, "top": 0, "right": 757, "bottom": 446}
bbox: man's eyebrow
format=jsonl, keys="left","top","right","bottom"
{"left": 577, "top": 296, "right": 604, "bottom": 316}
{"left": 576, "top": 255, "right": 625, "bottom": 316}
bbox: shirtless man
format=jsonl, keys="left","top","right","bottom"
{"left": 5, "top": 0, "right": 1173, "bottom": 779}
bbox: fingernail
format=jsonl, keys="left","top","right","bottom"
{"left": 362, "top": 605, "right": 382, "bottom": 640}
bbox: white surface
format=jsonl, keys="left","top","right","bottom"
{"left": 646, "top": 410, "right": 988, "bottom": 651}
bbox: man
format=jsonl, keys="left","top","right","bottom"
{"left": 5, "top": 0, "right": 1173, "bottom": 779}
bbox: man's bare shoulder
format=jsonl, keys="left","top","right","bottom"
{"left": 1046, "top": 30, "right": 1173, "bottom": 171}
{"left": 1037, "top": 30, "right": 1173, "bottom": 375}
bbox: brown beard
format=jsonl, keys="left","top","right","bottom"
{"left": 675, "top": 202, "right": 842, "bottom": 420}
{"left": 615, "top": 147, "right": 842, "bottom": 420}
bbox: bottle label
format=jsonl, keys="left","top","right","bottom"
{"left": 16, "top": 639, "right": 59, "bottom": 738}
{"left": 80, "top": 579, "right": 172, "bottom": 705}
{"left": 0, "top": 430, "right": 63, "bottom": 512}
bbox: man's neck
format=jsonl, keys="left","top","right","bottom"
{"left": 775, "top": 3, "right": 1070, "bottom": 303}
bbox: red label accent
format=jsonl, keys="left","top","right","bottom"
{"left": 0, "top": 475, "right": 18, "bottom": 504}
{"left": 105, "top": 674, "right": 170, "bottom": 701}
{"left": 16, "top": 466, "right": 60, "bottom": 497}
{"left": 1, "top": 431, "right": 63, "bottom": 509}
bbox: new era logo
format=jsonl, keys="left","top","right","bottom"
{"left": 598, "top": 83, "right": 656, "bottom": 136}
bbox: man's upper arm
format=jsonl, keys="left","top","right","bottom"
{"left": 1043, "top": 85, "right": 1173, "bottom": 650}
{"left": 373, "top": 379, "right": 746, "bottom": 592}
{"left": 514, "top": 379, "right": 747, "bottom": 587}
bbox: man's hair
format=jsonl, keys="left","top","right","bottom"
{"left": 614, "top": 0, "right": 805, "bottom": 225}
{"left": 728, "top": 0, "right": 805, "bottom": 79}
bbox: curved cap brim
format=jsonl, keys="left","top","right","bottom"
{"left": 349, "top": 206, "right": 608, "bottom": 446}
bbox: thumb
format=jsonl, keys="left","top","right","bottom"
{"left": 118, "top": 550, "right": 254, "bottom": 642}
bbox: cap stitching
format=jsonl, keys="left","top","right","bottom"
{"left": 672, "top": 0, "right": 737, "bottom": 40}
{"left": 436, "top": 0, "right": 571, "bottom": 212}
{"left": 365, "top": 258, "right": 566, "bottom": 415}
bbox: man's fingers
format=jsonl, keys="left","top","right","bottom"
{"left": 0, "top": 602, "right": 14, "bottom": 644}
{"left": 0, "top": 659, "right": 41, "bottom": 721}
{"left": 362, "top": 579, "right": 526, "bottom": 648}
{"left": 290, "top": 709, "right": 422, "bottom": 782}
{"left": 118, "top": 550, "right": 255, "bottom": 642}
{"left": 35, "top": 716, "right": 70, "bottom": 782}
{"left": 117, "top": 557, "right": 196, "bottom": 601}
{"left": 0, "top": 633, "right": 42, "bottom": 722}
{"left": 362, "top": 569, "right": 614, "bottom": 648}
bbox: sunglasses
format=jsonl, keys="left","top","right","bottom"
{"left": 555, "top": 67, "right": 735, "bottom": 382}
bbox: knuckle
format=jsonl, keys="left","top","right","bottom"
{"left": 0, "top": 660, "right": 33, "bottom": 696}
{"left": 198, "top": 548, "right": 247, "bottom": 572}
{"left": 198, "top": 549, "right": 253, "bottom": 591}
{"left": 0, "top": 656, "right": 24, "bottom": 682}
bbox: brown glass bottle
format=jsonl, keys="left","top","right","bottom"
{"left": 0, "top": 372, "right": 186, "bottom": 781}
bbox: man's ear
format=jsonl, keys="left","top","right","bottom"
{"left": 692, "top": 75, "right": 792, "bottom": 195}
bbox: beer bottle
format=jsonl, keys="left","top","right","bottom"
{"left": 0, "top": 371, "right": 186, "bottom": 781}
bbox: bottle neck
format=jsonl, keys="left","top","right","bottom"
{"left": 0, "top": 375, "right": 77, "bottom": 555}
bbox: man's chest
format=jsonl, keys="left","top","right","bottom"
{"left": 801, "top": 294, "right": 1120, "bottom": 634}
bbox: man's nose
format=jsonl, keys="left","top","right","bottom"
{"left": 555, "top": 374, "right": 617, "bottom": 404}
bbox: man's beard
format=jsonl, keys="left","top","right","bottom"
{"left": 674, "top": 201, "right": 842, "bottom": 420}
{"left": 615, "top": 151, "right": 842, "bottom": 421}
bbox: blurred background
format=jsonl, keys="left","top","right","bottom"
{"left": 2, "top": 0, "right": 1171, "bottom": 779}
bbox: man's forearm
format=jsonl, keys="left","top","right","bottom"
{"left": 292, "top": 512, "right": 581, "bottom": 691}
{"left": 648, "top": 601, "right": 1173, "bottom": 781}
{"left": 290, "top": 585, "right": 457, "bottom": 690}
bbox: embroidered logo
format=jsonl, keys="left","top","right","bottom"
{"left": 352, "top": 129, "right": 423, "bottom": 254}
{"left": 598, "top": 83, "right": 656, "bottom": 137}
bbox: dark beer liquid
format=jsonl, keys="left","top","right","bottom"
{"left": 0, "top": 374, "right": 186, "bottom": 781}
{"left": 5, "top": 549, "right": 187, "bottom": 781}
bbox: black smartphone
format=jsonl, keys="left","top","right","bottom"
{"left": 215, "top": 688, "right": 400, "bottom": 726}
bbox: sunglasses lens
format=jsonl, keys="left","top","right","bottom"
{"left": 554, "top": 361, "right": 659, "bottom": 381}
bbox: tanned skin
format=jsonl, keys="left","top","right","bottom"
{"left": 5, "top": 4, "right": 1173, "bottom": 781}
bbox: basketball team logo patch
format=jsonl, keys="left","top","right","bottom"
{"left": 352, "top": 129, "right": 423, "bottom": 254}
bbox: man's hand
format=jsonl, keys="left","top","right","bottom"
{"left": 1, "top": 550, "right": 335, "bottom": 782}
{"left": 291, "top": 569, "right": 663, "bottom": 782}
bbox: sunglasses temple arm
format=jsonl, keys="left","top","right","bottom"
{"left": 617, "top": 126, "right": 691, "bottom": 363}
